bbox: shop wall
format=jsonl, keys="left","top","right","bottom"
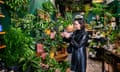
{"left": 29, "top": 0, "right": 50, "bottom": 14}
{"left": 0, "top": 4, "right": 11, "bottom": 31}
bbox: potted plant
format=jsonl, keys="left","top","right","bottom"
{"left": 0, "top": 27, "right": 35, "bottom": 70}
{"left": 19, "top": 55, "right": 41, "bottom": 72}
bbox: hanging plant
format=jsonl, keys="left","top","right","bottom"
{"left": 5, "top": 0, "right": 30, "bottom": 17}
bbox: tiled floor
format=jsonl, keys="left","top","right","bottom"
{"left": 86, "top": 49, "right": 102, "bottom": 72}
{"left": 86, "top": 58, "right": 102, "bottom": 72}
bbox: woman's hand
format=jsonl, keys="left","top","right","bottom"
{"left": 61, "top": 31, "right": 71, "bottom": 39}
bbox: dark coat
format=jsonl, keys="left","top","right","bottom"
{"left": 64, "top": 30, "right": 89, "bottom": 72}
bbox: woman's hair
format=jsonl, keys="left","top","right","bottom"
{"left": 74, "top": 18, "right": 85, "bottom": 30}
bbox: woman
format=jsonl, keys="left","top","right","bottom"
{"left": 62, "top": 18, "right": 89, "bottom": 72}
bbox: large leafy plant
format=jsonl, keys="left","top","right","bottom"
{"left": 11, "top": 12, "right": 71, "bottom": 52}
{"left": 11, "top": 13, "right": 52, "bottom": 43}
{"left": 11, "top": 14, "right": 36, "bottom": 34}
{"left": 0, "top": 27, "right": 35, "bottom": 66}
{"left": 19, "top": 56, "right": 41, "bottom": 72}
{"left": 39, "top": 55, "right": 70, "bottom": 72}
{"left": 42, "top": 0, "right": 56, "bottom": 15}
{"left": 3, "top": 1, "right": 71, "bottom": 71}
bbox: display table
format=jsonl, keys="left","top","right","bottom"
{"left": 101, "top": 48, "right": 120, "bottom": 72}
{"left": 90, "top": 47, "right": 120, "bottom": 72}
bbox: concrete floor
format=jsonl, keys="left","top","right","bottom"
{"left": 66, "top": 49, "right": 102, "bottom": 72}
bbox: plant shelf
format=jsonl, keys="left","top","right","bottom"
{"left": 0, "top": 1, "right": 4, "bottom": 4}
{"left": 54, "top": 51, "right": 68, "bottom": 62}
{"left": 0, "top": 32, "right": 6, "bottom": 35}
{"left": 0, "top": 14, "right": 5, "bottom": 18}
{"left": 0, "top": 45, "right": 6, "bottom": 49}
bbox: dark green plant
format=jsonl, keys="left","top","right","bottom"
{"left": 108, "top": 30, "right": 118, "bottom": 43}
{"left": 5, "top": 0, "right": 30, "bottom": 18}
{"left": 42, "top": 0, "right": 56, "bottom": 15}
{"left": 43, "top": 17, "right": 72, "bottom": 52}
{"left": 11, "top": 12, "right": 71, "bottom": 52}
{"left": 11, "top": 13, "right": 53, "bottom": 43}
{"left": 2, "top": 0, "right": 71, "bottom": 72}
{"left": 41, "top": 55, "right": 70, "bottom": 72}
{"left": 59, "top": 61, "right": 70, "bottom": 72}
{"left": 89, "top": 3, "right": 108, "bottom": 15}
{"left": 0, "top": 27, "right": 35, "bottom": 66}
{"left": 19, "top": 55, "right": 41, "bottom": 72}
{"left": 11, "top": 14, "right": 36, "bottom": 34}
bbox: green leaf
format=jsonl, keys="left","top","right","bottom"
{"left": 23, "top": 63, "right": 27, "bottom": 71}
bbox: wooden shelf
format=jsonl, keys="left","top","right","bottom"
{"left": 0, "top": 0, "right": 6, "bottom": 50}
{"left": 0, "top": 1, "right": 4, "bottom": 4}
{"left": 55, "top": 52, "right": 68, "bottom": 62}
{"left": 0, "top": 14, "right": 5, "bottom": 18}
{"left": 0, "top": 32, "right": 6, "bottom": 35}
{"left": 0, "top": 45, "right": 6, "bottom": 49}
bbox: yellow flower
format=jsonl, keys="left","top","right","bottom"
{"left": 44, "top": 29, "right": 51, "bottom": 35}
{"left": 50, "top": 48, "right": 55, "bottom": 58}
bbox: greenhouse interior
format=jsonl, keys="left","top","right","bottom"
{"left": 0, "top": 0, "right": 120, "bottom": 72}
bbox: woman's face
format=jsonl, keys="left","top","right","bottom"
{"left": 73, "top": 20, "right": 81, "bottom": 30}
